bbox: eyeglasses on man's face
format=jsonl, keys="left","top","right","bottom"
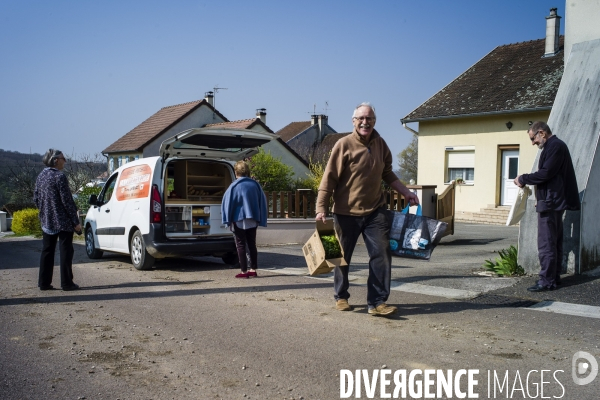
{"left": 529, "top": 130, "right": 543, "bottom": 142}
{"left": 353, "top": 116, "right": 375, "bottom": 122}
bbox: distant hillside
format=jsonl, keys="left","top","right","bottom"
{"left": 0, "top": 149, "right": 44, "bottom": 165}
{"left": 0, "top": 149, "right": 107, "bottom": 207}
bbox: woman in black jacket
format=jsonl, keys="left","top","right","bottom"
{"left": 33, "top": 149, "right": 82, "bottom": 291}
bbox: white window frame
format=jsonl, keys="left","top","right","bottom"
{"left": 445, "top": 146, "right": 475, "bottom": 184}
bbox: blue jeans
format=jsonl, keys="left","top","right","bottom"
{"left": 333, "top": 207, "right": 392, "bottom": 308}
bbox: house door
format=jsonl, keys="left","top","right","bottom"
{"left": 501, "top": 150, "right": 519, "bottom": 206}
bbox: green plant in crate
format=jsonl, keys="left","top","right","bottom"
{"left": 11, "top": 208, "right": 42, "bottom": 236}
{"left": 483, "top": 245, "right": 525, "bottom": 276}
{"left": 321, "top": 235, "right": 342, "bottom": 259}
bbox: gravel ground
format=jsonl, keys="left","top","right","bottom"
{"left": 1, "top": 226, "right": 599, "bottom": 399}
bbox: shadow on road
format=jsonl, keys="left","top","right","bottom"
{"left": 0, "top": 278, "right": 332, "bottom": 307}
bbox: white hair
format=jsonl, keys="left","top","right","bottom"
{"left": 352, "top": 102, "right": 376, "bottom": 119}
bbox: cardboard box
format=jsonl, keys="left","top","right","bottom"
{"left": 302, "top": 220, "right": 347, "bottom": 276}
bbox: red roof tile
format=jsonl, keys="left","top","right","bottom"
{"left": 204, "top": 118, "right": 274, "bottom": 133}
{"left": 103, "top": 100, "right": 228, "bottom": 153}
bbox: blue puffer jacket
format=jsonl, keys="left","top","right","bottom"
{"left": 33, "top": 168, "right": 79, "bottom": 232}
{"left": 221, "top": 177, "right": 268, "bottom": 227}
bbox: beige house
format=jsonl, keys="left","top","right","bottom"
{"left": 401, "top": 9, "right": 564, "bottom": 222}
{"left": 102, "top": 93, "right": 309, "bottom": 179}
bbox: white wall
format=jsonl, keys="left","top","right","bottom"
{"left": 261, "top": 140, "right": 310, "bottom": 180}
{"left": 565, "top": 0, "right": 600, "bottom": 63}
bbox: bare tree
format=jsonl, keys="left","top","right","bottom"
{"left": 3, "top": 158, "right": 42, "bottom": 204}
{"left": 63, "top": 152, "right": 107, "bottom": 193}
{"left": 0, "top": 152, "right": 107, "bottom": 206}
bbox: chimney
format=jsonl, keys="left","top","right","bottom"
{"left": 310, "top": 114, "right": 318, "bottom": 125}
{"left": 544, "top": 8, "right": 561, "bottom": 57}
{"left": 204, "top": 91, "right": 214, "bottom": 106}
{"left": 256, "top": 108, "right": 267, "bottom": 124}
{"left": 317, "top": 115, "right": 328, "bottom": 141}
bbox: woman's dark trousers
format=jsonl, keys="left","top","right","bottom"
{"left": 39, "top": 231, "right": 75, "bottom": 288}
{"left": 333, "top": 207, "right": 392, "bottom": 308}
{"left": 233, "top": 225, "right": 258, "bottom": 272}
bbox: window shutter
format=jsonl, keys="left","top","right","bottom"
{"left": 447, "top": 151, "right": 474, "bottom": 168}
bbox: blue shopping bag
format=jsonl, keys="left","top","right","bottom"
{"left": 388, "top": 205, "right": 447, "bottom": 260}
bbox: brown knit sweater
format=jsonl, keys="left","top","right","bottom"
{"left": 316, "top": 129, "right": 399, "bottom": 216}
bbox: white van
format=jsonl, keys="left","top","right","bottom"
{"left": 84, "top": 128, "right": 276, "bottom": 270}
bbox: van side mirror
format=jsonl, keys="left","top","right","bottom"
{"left": 89, "top": 194, "right": 98, "bottom": 206}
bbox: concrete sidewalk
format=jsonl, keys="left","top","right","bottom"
{"left": 256, "top": 222, "right": 600, "bottom": 311}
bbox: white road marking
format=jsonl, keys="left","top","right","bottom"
{"left": 390, "top": 281, "right": 481, "bottom": 300}
{"left": 527, "top": 301, "right": 600, "bottom": 319}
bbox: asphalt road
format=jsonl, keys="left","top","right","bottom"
{"left": 1, "top": 224, "right": 599, "bottom": 399}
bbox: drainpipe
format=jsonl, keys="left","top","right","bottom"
{"left": 401, "top": 120, "right": 419, "bottom": 136}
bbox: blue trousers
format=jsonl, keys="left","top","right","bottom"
{"left": 333, "top": 207, "right": 392, "bottom": 308}
{"left": 537, "top": 210, "right": 564, "bottom": 288}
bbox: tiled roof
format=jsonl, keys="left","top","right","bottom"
{"left": 402, "top": 37, "right": 564, "bottom": 122}
{"left": 276, "top": 138, "right": 309, "bottom": 167}
{"left": 103, "top": 100, "right": 228, "bottom": 153}
{"left": 276, "top": 121, "right": 312, "bottom": 142}
{"left": 320, "top": 132, "right": 349, "bottom": 149}
{"left": 205, "top": 118, "right": 274, "bottom": 133}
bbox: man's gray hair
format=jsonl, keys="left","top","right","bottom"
{"left": 529, "top": 121, "right": 552, "bottom": 136}
{"left": 352, "top": 102, "right": 376, "bottom": 119}
{"left": 42, "top": 148, "right": 64, "bottom": 167}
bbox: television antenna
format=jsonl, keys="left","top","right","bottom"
{"left": 212, "top": 85, "right": 228, "bottom": 118}
{"left": 307, "top": 102, "right": 329, "bottom": 117}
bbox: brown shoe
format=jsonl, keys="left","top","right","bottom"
{"left": 368, "top": 303, "right": 397, "bottom": 316}
{"left": 335, "top": 299, "right": 352, "bottom": 311}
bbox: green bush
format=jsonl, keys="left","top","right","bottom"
{"left": 248, "top": 148, "right": 295, "bottom": 191}
{"left": 74, "top": 186, "right": 102, "bottom": 212}
{"left": 11, "top": 208, "right": 42, "bottom": 236}
{"left": 483, "top": 245, "right": 525, "bottom": 276}
{"left": 321, "top": 235, "right": 342, "bottom": 259}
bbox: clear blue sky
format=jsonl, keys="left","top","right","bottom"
{"left": 0, "top": 1, "right": 564, "bottom": 168}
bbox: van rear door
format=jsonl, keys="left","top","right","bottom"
{"left": 159, "top": 128, "right": 277, "bottom": 160}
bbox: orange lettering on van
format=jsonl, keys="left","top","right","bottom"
{"left": 116, "top": 165, "right": 152, "bottom": 201}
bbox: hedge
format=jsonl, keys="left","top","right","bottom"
{"left": 11, "top": 208, "right": 42, "bottom": 236}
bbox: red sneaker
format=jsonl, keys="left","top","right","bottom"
{"left": 247, "top": 271, "right": 257, "bottom": 277}
{"left": 235, "top": 272, "right": 249, "bottom": 278}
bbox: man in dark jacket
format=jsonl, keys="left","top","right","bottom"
{"left": 515, "top": 121, "right": 580, "bottom": 292}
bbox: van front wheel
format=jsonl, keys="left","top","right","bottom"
{"left": 130, "top": 230, "right": 155, "bottom": 270}
{"left": 85, "top": 228, "right": 104, "bottom": 259}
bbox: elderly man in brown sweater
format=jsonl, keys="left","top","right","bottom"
{"left": 315, "top": 103, "right": 419, "bottom": 316}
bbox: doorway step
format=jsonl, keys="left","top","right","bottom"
{"left": 455, "top": 205, "right": 512, "bottom": 225}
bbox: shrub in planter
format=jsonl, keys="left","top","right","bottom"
{"left": 11, "top": 208, "right": 42, "bottom": 236}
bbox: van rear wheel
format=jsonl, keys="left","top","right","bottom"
{"left": 131, "top": 230, "right": 155, "bottom": 270}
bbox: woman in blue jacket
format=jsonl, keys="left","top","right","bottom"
{"left": 221, "top": 161, "right": 268, "bottom": 278}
